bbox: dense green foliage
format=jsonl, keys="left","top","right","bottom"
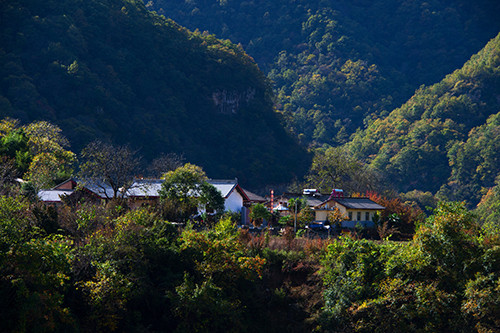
{"left": 0, "top": 0, "right": 309, "bottom": 189}
{"left": 148, "top": 0, "right": 500, "bottom": 146}
{"left": 1, "top": 186, "right": 498, "bottom": 332}
{"left": 444, "top": 112, "right": 500, "bottom": 204}
{"left": 348, "top": 33, "right": 500, "bottom": 204}
{"left": 305, "top": 146, "right": 379, "bottom": 194}
{"left": 0, "top": 192, "right": 318, "bottom": 332}
{"left": 159, "top": 163, "right": 225, "bottom": 222}
{"left": 476, "top": 179, "right": 500, "bottom": 234}
{"left": 321, "top": 202, "right": 500, "bottom": 332}
{"left": 248, "top": 202, "right": 271, "bottom": 226}
{"left": 0, "top": 118, "right": 75, "bottom": 192}
{"left": 1, "top": 0, "right": 500, "bottom": 329}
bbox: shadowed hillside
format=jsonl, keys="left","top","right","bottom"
{"left": 0, "top": 0, "right": 310, "bottom": 189}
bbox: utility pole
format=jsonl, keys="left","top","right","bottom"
{"left": 294, "top": 200, "right": 297, "bottom": 233}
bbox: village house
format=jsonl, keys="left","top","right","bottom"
{"left": 38, "top": 178, "right": 254, "bottom": 223}
{"left": 240, "top": 188, "right": 266, "bottom": 225}
{"left": 37, "top": 178, "right": 106, "bottom": 205}
{"left": 208, "top": 179, "right": 249, "bottom": 213}
{"left": 39, "top": 179, "right": 385, "bottom": 230}
{"left": 313, "top": 196, "right": 385, "bottom": 228}
{"left": 264, "top": 188, "right": 384, "bottom": 229}
{"left": 126, "top": 178, "right": 249, "bottom": 213}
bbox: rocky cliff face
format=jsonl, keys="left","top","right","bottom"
{"left": 212, "top": 88, "right": 256, "bottom": 114}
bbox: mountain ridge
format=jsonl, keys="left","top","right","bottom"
{"left": 0, "top": 0, "right": 310, "bottom": 189}
{"left": 347, "top": 32, "right": 500, "bottom": 204}
{"left": 147, "top": 0, "right": 500, "bottom": 147}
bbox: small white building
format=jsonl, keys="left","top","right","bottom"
{"left": 208, "top": 179, "right": 248, "bottom": 213}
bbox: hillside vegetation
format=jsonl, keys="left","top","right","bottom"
{"left": 0, "top": 0, "right": 309, "bottom": 188}
{"left": 1, "top": 118, "right": 499, "bottom": 332}
{"left": 347, "top": 33, "right": 500, "bottom": 204}
{"left": 148, "top": 0, "right": 500, "bottom": 146}
{"left": 1, "top": 191, "right": 498, "bottom": 332}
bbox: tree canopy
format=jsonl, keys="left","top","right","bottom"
{"left": 159, "top": 163, "right": 225, "bottom": 222}
{"left": 0, "top": 118, "right": 75, "bottom": 191}
{"left": 249, "top": 203, "right": 271, "bottom": 227}
{"left": 79, "top": 140, "right": 140, "bottom": 199}
{"left": 306, "top": 146, "right": 379, "bottom": 194}
{"left": 160, "top": 163, "right": 208, "bottom": 202}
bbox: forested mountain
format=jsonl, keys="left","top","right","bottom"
{"left": 0, "top": 0, "right": 309, "bottom": 188}
{"left": 2, "top": 0, "right": 499, "bottom": 197}
{"left": 2, "top": 1, "right": 500, "bottom": 331}
{"left": 146, "top": 0, "right": 500, "bottom": 146}
{"left": 348, "top": 33, "right": 500, "bottom": 205}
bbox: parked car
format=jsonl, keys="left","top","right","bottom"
{"left": 306, "top": 221, "right": 330, "bottom": 230}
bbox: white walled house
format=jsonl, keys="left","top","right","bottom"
{"left": 207, "top": 179, "right": 248, "bottom": 213}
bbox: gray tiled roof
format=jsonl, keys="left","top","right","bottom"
{"left": 81, "top": 181, "right": 116, "bottom": 199}
{"left": 330, "top": 197, "right": 385, "bottom": 210}
{"left": 127, "top": 179, "right": 164, "bottom": 197}
{"left": 304, "top": 197, "right": 326, "bottom": 207}
{"left": 38, "top": 190, "right": 74, "bottom": 202}
{"left": 208, "top": 179, "right": 237, "bottom": 198}
{"left": 127, "top": 178, "right": 239, "bottom": 199}
{"left": 242, "top": 188, "right": 266, "bottom": 202}
{"left": 40, "top": 178, "right": 241, "bottom": 201}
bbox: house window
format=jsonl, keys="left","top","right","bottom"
{"left": 365, "top": 212, "right": 370, "bottom": 221}
{"left": 357, "top": 212, "right": 361, "bottom": 221}
{"left": 348, "top": 212, "right": 352, "bottom": 220}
